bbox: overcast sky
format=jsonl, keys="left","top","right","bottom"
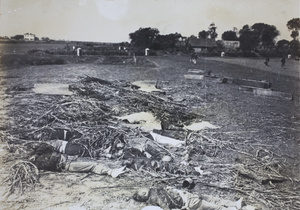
{"left": 0, "top": 0, "right": 299, "bottom": 42}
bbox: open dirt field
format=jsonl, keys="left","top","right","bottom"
{"left": 0, "top": 42, "right": 68, "bottom": 54}
{"left": 0, "top": 52, "right": 299, "bottom": 210}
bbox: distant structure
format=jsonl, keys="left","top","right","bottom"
{"left": 221, "top": 40, "right": 240, "bottom": 51}
{"left": 24, "top": 33, "right": 35, "bottom": 41}
{"left": 175, "top": 37, "right": 187, "bottom": 47}
{"left": 145, "top": 48, "right": 149, "bottom": 56}
{"left": 188, "top": 37, "right": 217, "bottom": 53}
{"left": 77, "top": 48, "right": 82, "bottom": 56}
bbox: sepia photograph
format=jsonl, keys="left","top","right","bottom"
{"left": 0, "top": 0, "right": 299, "bottom": 209}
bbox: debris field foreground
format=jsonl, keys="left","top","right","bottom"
{"left": 0, "top": 55, "right": 299, "bottom": 209}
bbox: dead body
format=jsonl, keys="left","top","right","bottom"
{"left": 48, "top": 139, "right": 88, "bottom": 156}
{"left": 29, "top": 143, "right": 126, "bottom": 178}
{"left": 121, "top": 137, "right": 199, "bottom": 176}
{"left": 133, "top": 187, "right": 244, "bottom": 210}
{"left": 34, "top": 128, "right": 207, "bottom": 178}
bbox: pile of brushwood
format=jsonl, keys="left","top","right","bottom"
{"left": 3, "top": 76, "right": 198, "bottom": 192}
{"left": 2, "top": 75, "right": 300, "bottom": 209}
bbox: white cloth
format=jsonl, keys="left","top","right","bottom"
{"left": 150, "top": 132, "right": 184, "bottom": 147}
{"left": 49, "top": 140, "right": 68, "bottom": 154}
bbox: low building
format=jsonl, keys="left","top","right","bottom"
{"left": 221, "top": 40, "right": 240, "bottom": 51}
{"left": 175, "top": 40, "right": 187, "bottom": 47}
{"left": 188, "top": 37, "right": 218, "bottom": 53}
{"left": 24, "top": 33, "right": 35, "bottom": 41}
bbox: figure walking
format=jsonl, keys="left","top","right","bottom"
{"left": 264, "top": 56, "right": 270, "bottom": 66}
{"left": 190, "top": 52, "right": 197, "bottom": 64}
{"left": 133, "top": 53, "right": 137, "bottom": 64}
{"left": 280, "top": 56, "right": 286, "bottom": 68}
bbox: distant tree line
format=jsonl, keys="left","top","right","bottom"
{"left": 128, "top": 27, "right": 182, "bottom": 52}
{"left": 0, "top": 34, "right": 55, "bottom": 42}
{"left": 128, "top": 18, "right": 300, "bottom": 57}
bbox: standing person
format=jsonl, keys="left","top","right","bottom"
{"left": 264, "top": 56, "right": 270, "bottom": 66}
{"left": 193, "top": 52, "right": 198, "bottom": 64}
{"left": 280, "top": 56, "right": 286, "bottom": 68}
{"left": 190, "top": 52, "right": 193, "bottom": 63}
{"left": 133, "top": 53, "right": 137, "bottom": 64}
{"left": 190, "top": 52, "right": 197, "bottom": 64}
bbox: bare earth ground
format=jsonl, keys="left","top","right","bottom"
{"left": 0, "top": 53, "right": 299, "bottom": 210}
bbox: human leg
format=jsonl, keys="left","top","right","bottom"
{"left": 67, "top": 161, "right": 126, "bottom": 178}
{"left": 93, "top": 164, "right": 126, "bottom": 178}
{"left": 202, "top": 195, "right": 243, "bottom": 209}
{"left": 199, "top": 200, "right": 219, "bottom": 209}
{"left": 67, "top": 161, "right": 97, "bottom": 172}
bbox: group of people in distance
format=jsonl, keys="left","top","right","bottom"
{"left": 190, "top": 50, "right": 288, "bottom": 69}
{"left": 264, "top": 56, "right": 286, "bottom": 68}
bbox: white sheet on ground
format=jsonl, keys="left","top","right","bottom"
{"left": 150, "top": 131, "right": 184, "bottom": 147}
{"left": 132, "top": 81, "right": 163, "bottom": 93}
{"left": 33, "top": 83, "right": 73, "bottom": 95}
{"left": 188, "top": 69, "right": 206, "bottom": 74}
{"left": 184, "top": 121, "right": 219, "bottom": 131}
{"left": 116, "top": 112, "right": 161, "bottom": 132}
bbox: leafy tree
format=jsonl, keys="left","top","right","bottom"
{"left": 119, "top": 41, "right": 130, "bottom": 47}
{"left": 11, "top": 35, "right": 24, "bottom": 40}
{"left": 152, "top": 33, "right": 182, "bottom": 51}
{"left": 276, "top": 39, "right": 290, "bottom": 55}
{"left": 221, "top": 30, "right": 238, "bottom": 41}
{"left": 239, "top": 25, "right": 260, "bottom": 52}
{"left": 290, "top": 39, "right": 300, "bottom": 56}
{"left": 41, "top": 37, "right": 50, "bottom": 41}
{"left": 290, "top": 30, "right": 299, "bottom": 40}
{"left": 166, "top": 33, "right": 182, "bottom": 50}
{"left": 251, "top": 23, "right": 280, "bottom": 49}
{"left": 129, "top": 27, "right": 159, "bottom": 48}
{"left": 198, "top": 30, "right": 209, "bottom": 39}
{"left": 287, "top": 18, "right": 300, "bottom": 40}
{"left": 216, "top": 40, "right": 225, "bottom": 49}
{"left": 208, "top": 23, "right": 218, "bottom": 40}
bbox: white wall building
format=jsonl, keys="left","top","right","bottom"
{"left": 222, "top": 40, "right": 240, "bottom": 50}
{"left": 24, "top": 33, "right": 35, "bottom": 41}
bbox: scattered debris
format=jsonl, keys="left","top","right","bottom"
{"left": 233, "top": 78, "right": 271, "bottom": 89}
{"left": 239, "top": 86, "right": 293, "bottom": 100}
{"left": 186, "top": 69, "right": 215, "bottom": 80}
{"left": 3, "top": 74, "right": 297, "bottom": 210}
{"left": 4, "top": 161, "right": 39, "bottom": 197}
{"left": 237, "top": 165, "right": 287, "bottom": 184}
{"left": 253, "top": 88, "right": 293, "bottom": 100}
{"left": 184, "top": 74, "right": 204, "bottom": 80}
